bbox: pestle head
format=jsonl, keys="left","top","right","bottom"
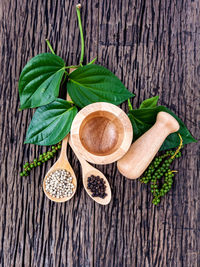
{"left": 156, "top": 112, "right": 180, "bottom": 133}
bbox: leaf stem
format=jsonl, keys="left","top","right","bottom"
{"left": 45, "top": 39, "right": 55, "bottom": 54}
{"left": 87, "top": 57, "right": 97, "bottom": 65}
{"left": 60, "top": 72, "right": 68, "bottom": 88}
{"left": 67, "top": 100, "right": 74, "bottom": 105}
{"left": 128, "top": 98, "right": 133, "bottom": 110}
{"left": 76, "top": 4, "right": 84, "bottom": 65}
{"left": 65, "top": 65, "right": 79, "bottom": 69}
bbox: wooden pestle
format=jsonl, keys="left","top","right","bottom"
{"left": 117, "top": 112, "right": 180, "bottom": 179}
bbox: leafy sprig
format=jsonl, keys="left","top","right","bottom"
{"left": 18, "top": 4, "right": 134, "bottom": 146}
{"left": 19, "top": 4, "right": 196, "bottom": 180}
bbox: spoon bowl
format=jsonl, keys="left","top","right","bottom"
{"left": 69, "top": 138, "right": 111, "bottom": 205}
{"left": 43, "top": 135, "right": 77, "bottom": 202}
{"left": 81, "top": 167, "right": 111, "bottom": 205}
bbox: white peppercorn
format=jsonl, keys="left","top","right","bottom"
{"left": 45, "top": 169, "right": 74, "bottom": 199}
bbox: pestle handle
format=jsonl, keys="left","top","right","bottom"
{"left": 117, "top": 112, "right": 180, "bottom": 179}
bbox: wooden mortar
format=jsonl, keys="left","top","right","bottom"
{"left": 70, "top": 102, "right": 133, "bottom": 164}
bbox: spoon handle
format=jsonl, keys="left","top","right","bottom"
{"left": 69, "top": 138, "right": 89, "bottom": 169}
{"left": 60, "top": 135, "right": 69, "bottom": 159}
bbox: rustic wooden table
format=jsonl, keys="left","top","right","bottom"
{"left": 0, "top": 1, "right": 199, "bottom": 266}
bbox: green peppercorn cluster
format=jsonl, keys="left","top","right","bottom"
{"left": 20, "top": 143, "right": 62, "bottom": 177}
{"left": 140, "top": 149, "right": 182, "bottom": 205}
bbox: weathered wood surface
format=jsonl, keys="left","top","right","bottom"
{"left": 0, "top": 0, "right": 199, "bottom": 266}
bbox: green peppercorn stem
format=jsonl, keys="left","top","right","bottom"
{"left": 20, "top": 142, "right": 62, "bottom": 177}
{"left": 140, "top": 151, "right": 172, "bottom": 184}
{"left": 140, "top": 134, "right": 183, "bottom": 205}
{"left": 171, "top": 133, "right": 183, "bottom": 160}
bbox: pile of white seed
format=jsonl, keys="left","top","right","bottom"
{"left": 45, "top": 169, "right": 74, "bottom": 199}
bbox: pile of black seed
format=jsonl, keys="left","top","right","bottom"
{"left": 87, "top": 175, "right": 107, "bottom": 198}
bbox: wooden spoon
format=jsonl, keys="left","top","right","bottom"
{"left": 69, "top": 138, "right": 111, "bottom": 205}
{"left": 43, "top": 135, "right": 77, "bottom": 202}
{"left": 43, "top": 134, "right": 77, "bottom": 203}
{"left": 117, "top": 112, "right": 180, "bottom": 179}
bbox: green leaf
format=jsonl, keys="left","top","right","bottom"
{"left": 19, "top": 53, "right": 65, "bottom": 109}
{"left": 25, "top": 98, "right": 78, "bottom": 146}
{"left": 139, "top": 96, "right": 159, "bottom": 109}
{"left": 128, "top": 105, "right": 197, "bottom": 151}
{"left": 67, "top": 64, "right": 134, "bottom": 108}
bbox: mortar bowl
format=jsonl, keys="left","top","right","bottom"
{"left": 70, "top": 102, "right": 133, "bottom": 165}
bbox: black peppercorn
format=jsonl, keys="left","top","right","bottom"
{"left": 87, "top": 175, "right": 107, "bottom": 199}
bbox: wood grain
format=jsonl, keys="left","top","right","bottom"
{"left": 0, "top": 0, "right": 199, "bottom": 266}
